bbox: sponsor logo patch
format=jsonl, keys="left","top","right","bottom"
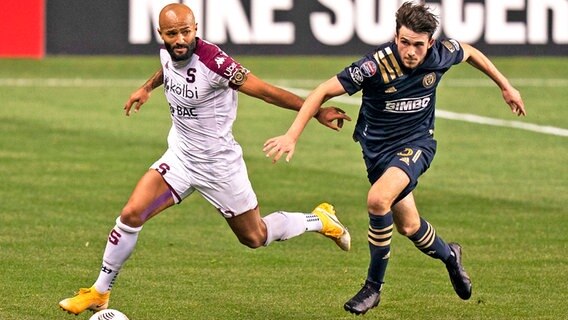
{"left": 230, "top": 67, "right": 248, "bottom": 86}
{"left": 449, "top": 39, "right": 461, "bottom": 51}
{"left": 349, "top": 66, "right": 364, "bottom": 85}
{"left": 361, "top": 61, "right": 377, "bottom": 77}
{"left": 442, "top": 39, "right": 461, "bottom": 53}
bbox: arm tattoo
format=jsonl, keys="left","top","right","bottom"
{"left": 143, "top": 69, "right": 164, "bottom": 92}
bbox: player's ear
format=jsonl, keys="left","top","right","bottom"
{"left": 428, "top": 38, "right": 434, "bottom": 49}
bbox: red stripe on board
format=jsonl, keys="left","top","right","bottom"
{"left": 0, "top": 0, "right": 45, "bottom": 58}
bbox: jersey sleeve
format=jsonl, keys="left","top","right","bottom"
{"left": 208, "top": 51, "right": 249, "bottom": 90}
{"left": 216, "top": 53, "right": 249, "bottom": 89}
{"left": 437, "top": 38, "right": 464, "bottom": 67}
{"left": 336, "top": 54, "right": 374, "bottom": 96}
{"left": 196, "top": 39, "right": 250, "bottom": 90}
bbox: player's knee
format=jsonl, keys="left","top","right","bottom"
{"left": 236, "top": 232, "right": 266, "bottom": 249}
{"left": 367, "top": 193, "right": 392, "bottom": 215}
{"left": 119, "top": 205, "right": 145, "bottom": 228}
{"left": 396, "top": 222, "right": 420, "bottom": 236}
{"left": 238, "top": 236, "right": 264, "bottom": 249}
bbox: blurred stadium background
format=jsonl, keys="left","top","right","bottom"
{"left": 2, "top": 0, "right": 567, "bottom": 57}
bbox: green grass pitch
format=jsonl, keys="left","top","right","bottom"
{"left": 0, "top": 55, "right": 566, "bottom": 319}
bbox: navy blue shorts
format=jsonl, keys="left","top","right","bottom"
{"left": 365, "top": 139, "right": 437, "bottom": 204}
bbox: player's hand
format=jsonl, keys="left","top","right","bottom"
{"left": 502, "top": 86, "right": 526, "bottom": 116}
{"left": 315, "top": 106, "right": 352, "bottom": 131}
{"left": 263, "top": 134, "right": 297, "bottom": 163}
{"left": 124, "top": 87, "right": 151, "bottom": 116}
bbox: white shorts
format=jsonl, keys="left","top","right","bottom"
{"left": 150, "top": 148, "right": 258, "bottom": 218}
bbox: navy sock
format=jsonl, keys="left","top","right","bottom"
{"left": 408, "top": 218, "right": 451, "bottom": 261}
{"left": 366, "top": 212, "right": 394, "bottom": 285}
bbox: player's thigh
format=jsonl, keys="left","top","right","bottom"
{"left": 122, "top": 169, "right": 175, "bottom": 225}
{"left": 368, "top": 166, "right": 411, "bottom": 213}
{"left": 150, "top": 149, "right": 196, "bottom": 204}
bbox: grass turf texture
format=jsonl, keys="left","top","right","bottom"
{"left": 0, "top": 56, "right": 566, "bottom": 319}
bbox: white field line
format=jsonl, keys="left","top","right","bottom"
{"left": 1, "top": 77, "right": 567, "bottom": 88}
{"left": 270, "top": 78, "right": 568, "bottom": 88}
{"left": 0, "top": 78, "right": 142, "bottom": 87}
{"left": 1, "top": 77, "right": 567, "bottom": 137}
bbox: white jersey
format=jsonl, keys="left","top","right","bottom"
{"left": 160, "top": 38, "right": 249, "bottom": 179}
{"left": 153, "top": 38, "right": 257, "bottom": 215}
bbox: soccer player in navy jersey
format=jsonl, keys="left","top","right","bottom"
{"left": 58, "top": 3, "right": 352, "bottom": 316}
{"left": 264, "top": 1, "right": 526, "bottom": 315}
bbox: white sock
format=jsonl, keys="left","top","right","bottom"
{"left": 93, "top": 217, "right": 142, "bottom": 293}
{"left": 305, "top": 213, "right": 323, "bottom": 232}
{"left": 262, "top": 211, "right": 323, "bottom": 246}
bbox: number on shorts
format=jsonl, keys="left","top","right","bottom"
{"left": 156, "top": 163, "right": 170, "bottom": 175}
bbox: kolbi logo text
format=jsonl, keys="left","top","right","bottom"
{"left": 164, "top": 76, "right": 199, "bottom": 100}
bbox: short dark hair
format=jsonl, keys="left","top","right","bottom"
{"left": 395, "top": 1, "right": 439, "bottom": 38}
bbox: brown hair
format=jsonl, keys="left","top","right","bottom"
{"left": 395, "top": 1, "right": 439, "bottom": 38}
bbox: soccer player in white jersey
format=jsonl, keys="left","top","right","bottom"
{"left": 59, "top": 3, "right": 352, "bottom": 316}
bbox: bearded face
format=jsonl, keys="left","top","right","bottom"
{"left": 164, "top": 39, "right": 196, "bottom": 62}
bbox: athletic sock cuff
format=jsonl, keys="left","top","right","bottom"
{"left": 115, "top": 216, "right": 143, "bottom": 233}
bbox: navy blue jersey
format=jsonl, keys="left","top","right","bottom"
{"left": 337, "top": 39, "right": 464, "bottom": 158}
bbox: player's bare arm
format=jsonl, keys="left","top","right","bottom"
{"left": 461, "top": 43, "right": 526, "bottom": 116}
{"left": 263, "top": 76, "right": 346, "bottom": 163}
{"left": 124, "top": 68, "right": 164, "bottom": 116}
{"left": 239, "top": 72, "right": 351, "bottom": 130}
